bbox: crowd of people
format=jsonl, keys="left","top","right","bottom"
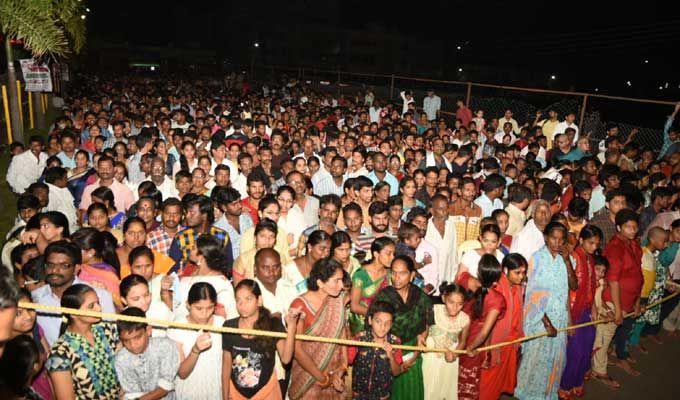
{"left": 0, "top": 73, "right": 679, "bottom": 400}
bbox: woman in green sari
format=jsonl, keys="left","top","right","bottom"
{"left": 375, "top": 254, "right": 434, "bottom": 400}
{"left": 349, "top": 237, "right": 395, "bottom": 334}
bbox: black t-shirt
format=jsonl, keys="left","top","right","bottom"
{"left": 222, "top": 317, "right": 285, "bottom": 398}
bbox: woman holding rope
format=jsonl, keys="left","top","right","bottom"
{"left": 374, "top": 255, "right": 433, "bottom": 400}
{"left": 516, "top": 222, "right": 576, "bottom": 400}
{"left": 559, "top": 225, "right": 603, "bottom": 399}
{"left": 288, "top": 258, "right": 349, "bottom": 400}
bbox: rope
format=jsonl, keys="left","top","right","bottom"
{"left": 18, "top": 290, "right": 680, "bottom": 355}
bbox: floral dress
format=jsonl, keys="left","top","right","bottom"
{"left": 46, "top": 322, "right": 120, "bottom": 399}
{"left": 642, "top": 249, "right": 667, "bottom": 325}
{"left": 348, "top": 331, "right": 403, "bottom": 400}
{"left": 422, "top": 304, "right": 469, "bottom": 400}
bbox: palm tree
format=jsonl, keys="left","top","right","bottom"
{"left": 1, "top": 0, "right": 87, "bottom": 143}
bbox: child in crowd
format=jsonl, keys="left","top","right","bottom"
{"left": 129, "top": 245, "right": 178, "bottom": 312}
{"left": 349, "top": 300, "right": 403, "bottom": 400}
{"left": 395, "top": 222, "right": 433, "bottom": 293}
{"left": 629, "top": 227, "right": 669, "bottom": 349}
{"left": 590, "top": 256, "right": 621, "bottom": 389}
{"left": 115, "top": 307, "right": 180, "bottom": 399}
{"left": 422, "top": 282, "right": 470, "bottom": 400}
{"left": 221, "top": 279, "right": 300, "bottom": 400}
{"left": 120, "top": 274, "right": 174, "bottom": 336}
{"left": 167, "top": 282, "right": 225, "bottom": 399}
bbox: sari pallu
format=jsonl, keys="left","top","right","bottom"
{"left": 288, "top": 293, "right": 348, "bottom": 400}
{"left": 374, "top": 284, "right": 434, "bottom": 400}
{"left": 480, "top": 275, "right": 523, "bottom": 400}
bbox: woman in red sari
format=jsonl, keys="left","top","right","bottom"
{"left": 456, "top": 254, "right": 506, "bottom": 400}
{"left": 289, "top": 258, "right": 349, "bottom": 400}
{"left": 480, "top": 253, "right": 527, "bottom": 400}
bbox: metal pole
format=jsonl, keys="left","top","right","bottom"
{"left": 2, "top": 85, "right": 13, "bottom": 143}
{"left": 466, "top": 82, "right": 472, "bottom": 107}
{"left": 16, "top": 80, "right": 23, "bottom": 125}
{"left": 390, "top": 74, "right": 395, "bottom": 100}
{"left": 579, "top": 94, "right": 588, "bottom": 130}
{"left": 28, "top": 88, "right": 34, "bottom": 129}
{"left": 5, "top": 38, "right": 23, "bottom": 142}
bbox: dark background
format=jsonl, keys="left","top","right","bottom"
{"left": 85, "top": 0, "right": 680, "bottom": 99}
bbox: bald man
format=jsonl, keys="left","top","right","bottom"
{"left": 254, "top": 248, "right": 297, "bottom": 319}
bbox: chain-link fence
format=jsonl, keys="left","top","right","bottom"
{"left": 251, "top": 65, "right": 676, "bottom": 151}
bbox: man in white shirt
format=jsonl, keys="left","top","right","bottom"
{"left": 33, "top": 241, "right": 116, "bottom": 345}
{"left": 209, "top": 138, "right": 239, "bottom": 185}
{"left": 6, "top": 135, "right": 48, "bottom": 194}
{"left": 510, "top": 200, "right": 552, "bottom": 262}
{"left": 315, "top": 156, "right": 347, "bottom": 197}
{"left": 554, "top": 112, "right": 580, "bottom": 144}
{"left": 311, "top": 147, "right": 336, "bottom": 189}
{"left": 423, "top": 90, "right": 441, "bottom": 122}
{"left": 43, "top": 167, "right": 79, "bottom": 234}
{"left": 254, "top": 248, "right": 297, "bottom": 317}
{"left": 400, "top": 91, "right": 415, "bottom": 116}
{"left": 425, "top": 195, "right": 459, "bottom": 284}
{"left": 369, "top": 100, "right": 382, "bottom": 124}
{"left": 139, "top": 158, "right": 179, "bottom": 201}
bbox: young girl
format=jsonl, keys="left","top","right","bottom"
{"left": 456, "top": 254, "right": 506, "bottom": 400}
{"left": 560, "top": 225, "right": 603, "bottom": 399}
{"left": 480, "top": 253, "right": 527, "bottom": 400}
{"left": 167, "top": 282, "right": 225, "bottom": 399}
{"left": 349, "top": 300, "right": 404, "bottom": 400}
{"left": 10, "top": 289, "right": 54, "bottom": 400}
{"left": 221, "top": 280, "right": 301, "bottom": 400}
{"left": 85, "top": 202, "right": 124, "bottom": 243}
{"left": 128, "top": 245, "right": 177, "bottom": 313}
{"left": 120, "top": 274, "right": 174, "bottom": 336}
{"left": 70, "top": 227, "right": 122, "bottom": 308}
{"left": 350, "top": 237, "right": 394, "bottom": 335}
{"left": 399, "top": 176, "right": 425, "bottom": 220}
{"left": 46, "top": 284, "right": 121, "bottom": 399}
{"left": 179, "top": 235, "right": 237, "bottom": 319}
{"left": 457, "top": 224, "right": 505, "bottom": 279}
{"left": 233, "top": 219, "right": 279, "bottom": 284}
{"left": 422, "top": 282, "right": 470, "bottom": 400}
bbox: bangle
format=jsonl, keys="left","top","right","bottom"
{"left": 315, "top": 372, "right": 331, "bottom": 388}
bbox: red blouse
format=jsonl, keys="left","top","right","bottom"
{"left": 569, "top": 247, "right": 596, "bottom": 320}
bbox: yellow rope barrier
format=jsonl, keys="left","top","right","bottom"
{"left": 18, "top": 291, "right": 680, "bottom": 354}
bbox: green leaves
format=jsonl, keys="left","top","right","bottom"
{"left": 0, "top": 0, "right": 87, "bottom": 58}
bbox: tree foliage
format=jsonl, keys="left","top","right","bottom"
{"left": 0, "top": 0, "right": 87, "bottom": 58}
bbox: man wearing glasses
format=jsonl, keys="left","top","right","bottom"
{"left": 31, "top": 241, "right": 116, "bottom": 346}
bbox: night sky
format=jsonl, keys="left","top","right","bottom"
{"left": 87, "top": 0, "right": 680, "bottom": 98}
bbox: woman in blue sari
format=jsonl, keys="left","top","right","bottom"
{"left": 516, "top": 221, "right": 577, "bottom": 400}
{"left": 67, "top": 150, "right": 96, "bottom": 208}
